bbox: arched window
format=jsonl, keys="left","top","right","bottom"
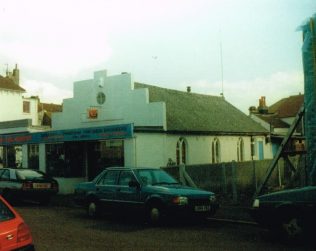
{"left": 212, "top": 138, "right": 221, "bottom": 163}
{"left": 237, "top": 137, "right": 244, "bottom": 162}
{"left": 176, "top": 138, "right": 187, "bottom": 165}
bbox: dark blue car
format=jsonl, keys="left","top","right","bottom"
{"left": 74, "top": 167, "right": 218, "bottom": 224}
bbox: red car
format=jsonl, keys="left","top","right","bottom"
{"left": 0, "top": 195, "right": 35, "bottom": 251}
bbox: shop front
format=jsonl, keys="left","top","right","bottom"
{"left": 0, "top": 124, "right": 133, "bottom": 193}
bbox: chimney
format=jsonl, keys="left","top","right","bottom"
{"left": 6, "top": 64, "right": 20, "bottom": 85}
{"left": 12, "top": 64, "right": 20, "bottom": 85}
{"left": 258, "top": 96, "right": 268, "bottom": 114}
{"left": 187, "top": 86, "right": 191, "bottom": 93}
{"left": 248, "top": 106, "right": 257, "bottom": 115}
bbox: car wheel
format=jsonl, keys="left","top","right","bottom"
{"left": 147, "top": 203, "right": 163, "bottom": 225}
{"left": 87, "top": 200, "right": 99, "bottom": 218}
{"left": 280, "top": 213, "right": 303, "bottom": 239}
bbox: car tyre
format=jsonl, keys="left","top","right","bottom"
{"left": 280, "top": 212, "right": 303, "bottom": 240}
{"left": 147, "top": 203, "right": 164, "bottom": 226}
{"left": 87, "top": 200, "right": 99, "bottom": 218}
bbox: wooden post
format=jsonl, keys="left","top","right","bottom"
{"left": 231, "top": 161, "right": 238, "bottom": 203}
{"left": 221, "top": 163, "right": 227, "bottom": 194}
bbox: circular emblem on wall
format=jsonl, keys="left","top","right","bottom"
{"left": 97, "top": 92, "right": 106, "bottom": 105}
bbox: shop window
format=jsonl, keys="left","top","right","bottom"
{"left": 176, "top": 138, "right": 187, "bottom": 165}
{"left": 87, "top": 140, "right": 124, "bottom": 180}
{"left": 0, "top": 146, "right": 3, "bottom": 168}
{"left": 237, "top": 138, "right": 244, "bottom": 162}
{"left": 23, "top": 101, "right": 30, "bottom": 113}
{"left": 99, "top": 140, "right": 124, "bottom": 167}
{"left": 4, "top": 146, "right": 22, "bottom": 168}
{"left": 46, "top": 144, "right": 65, "bottom": 177}
{"left": 28, "top": 144, "right": 39, "bottom": 169}
{"left": 212, "top": 138, "right": 221, "bottom": 163}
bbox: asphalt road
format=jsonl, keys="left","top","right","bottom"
{"left": 15, "top": 205, "right": 315, "bottom": 251}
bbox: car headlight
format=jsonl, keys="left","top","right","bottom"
{"left": 209, "top": 195, "right": 216, "bottom": 202}
{"left": 252, "top": 199, "right": 260, "bottom": 208}
{"left": 172, "top": 196, "right": 188, "bottom": 205}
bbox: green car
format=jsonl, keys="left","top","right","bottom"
{"left": 250, "top": 186, "right": 316, "bottom": 239}
{"left": 74, "top": 167, "right": 219, "bottom": 224}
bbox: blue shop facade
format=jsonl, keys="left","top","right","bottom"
{"left": 0, "top": 124, "right": 133, "bottom": 193}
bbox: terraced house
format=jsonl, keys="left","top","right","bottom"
{"left": 0, "top": 69, "right": 272, "bottom": 193}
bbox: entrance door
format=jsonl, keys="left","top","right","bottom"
{"left": 87, "top": 140, "right": 124, "bottom": 180}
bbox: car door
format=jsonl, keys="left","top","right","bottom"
{"left": 95, "top": 170, "right": 119, "bottom": 210}
{"left": 115, "top": 170, "right": 142, "bottom": 211}
{"left": 0, "top": 199, "right": 18, "bottom": 251}
{"left": 0, "top": 169, "right": 18, "bottom": 195}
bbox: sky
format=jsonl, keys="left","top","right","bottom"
{"left": 0, "top": 0, "right": 315, "bottom": 113}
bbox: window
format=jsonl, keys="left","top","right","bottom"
{"left": 0, "top": 170, "right": 10, "bottom": 180}
{"left": 118, "top": 171, "right": 135, "bottom": 186}
{"left": 23, "top": 101, "right": 30, "bottom": 113}
{"left": 28, "top": 144, "right": 39, "bottom": 169}
{"left": 212, "top": 138, "right": 221, "bottom": 163}
{"left": 46, "top": 143, "right": 65, "bottom": 177}
{"left": 176, "top": 138, "right": 187, "bottom": 165}
{"left": 237, "top": 137, "right": 244, "bottom": 162}
{"left": 99, "top": 170, "right": 119, "bottom": 185}
{"left": 0, "top": 199, "right": 15, "bottom": 222}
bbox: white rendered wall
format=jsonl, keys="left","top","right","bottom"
{"left": 52, "top": 71, "right": 166, "bottom": 130}
{"left": 22, "top": 97, "right": 39, "bottom": 126}
{"left": 133, "top": 133, "right": 273, "bottom": 168}
{"left": 0, "top": 91, "right": 23, "bottom": 121}
{"left": 0, "top": 90, "right": 39, "bottom": 125}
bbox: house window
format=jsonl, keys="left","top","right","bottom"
{"left": 23, "top": 101, "right": 30, "bottom": 113}
{"left": 212, "top": 138, "right": 221, "bottom": 163}
{"left": 176, "top": 138, "right": 187, "bottom": 165}
{"left": 237, "top": 138, "right": 244, "bottom": 162}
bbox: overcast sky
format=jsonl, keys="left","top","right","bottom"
{"left": 0, "top": 0, "right": 315, "bottom": 113}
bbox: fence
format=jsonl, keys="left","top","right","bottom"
{"left": 163, "top": 157, "right": 305, "bottom": 206}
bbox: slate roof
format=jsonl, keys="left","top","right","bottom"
{"left": 269, "top": 94, "right": 304, "bottom": 118}
{"left": 134, "top": 83, "right": 267, "bottom": 134}
{"left": 255, "top": 114, "right": 289, "bottom": 128}
{"left": 0, "top": 75, "right": 25, "bottom": 92}
{"left": 38, "top": 103, "right": 62, "bottom": 113}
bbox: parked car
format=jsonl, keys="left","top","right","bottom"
{"left": 250, "top": 186, "right": 316, "bottom": 239}
{"left": 0, "top": 195, "right": 35, "bottom": 251}
{"left": 74, "top": 167, "right": 219, "bottom": 224}
{"left": 0, "top": 168, "right": 59, "bottom": 205}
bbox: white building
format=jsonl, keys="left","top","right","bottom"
{"left": 0, "top": 69, "right": 273, "bottom": 193}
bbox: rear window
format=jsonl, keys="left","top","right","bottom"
{"left": 16, "top": 169, "right": 46, "bottom": 180}
{"left": 0, "top": 199, "right": 15, "bottom": 222}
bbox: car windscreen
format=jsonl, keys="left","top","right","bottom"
{"left": 135, "top": 169, "right": 178, "bottom": 186}
{"left": 16, "top": 169, "right": 46, "bottom": 180}
{"left": 0, "top": 199, "right": 15, "bottom": 222}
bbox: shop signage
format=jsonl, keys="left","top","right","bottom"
{"left": 88, "top": 108, "right": 98, "bottom": 119}
{"left": 0, "top": 124, "right": 133, "bottom": 145}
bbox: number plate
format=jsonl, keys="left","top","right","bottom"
{"left": 33, "top": 183, "right": 51, "bottom": 189}
{"left": 194, "top": 205, "right": 211, "bottom": 212}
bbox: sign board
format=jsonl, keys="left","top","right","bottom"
{"left": 0, "top": 124, "right": 133, "bottom": 146}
